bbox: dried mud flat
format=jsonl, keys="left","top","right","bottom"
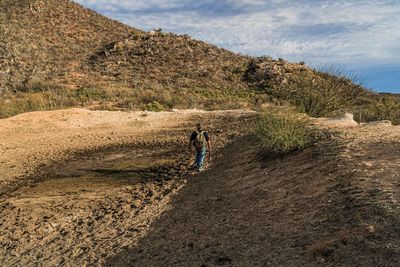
{"left": 1, "top": 109, "right": 400, "bottom": 266}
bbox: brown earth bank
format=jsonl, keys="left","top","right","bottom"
{"left": 107, "top": 121, "right": 400, "bottom": 266}
{"left": 1, "top": 109, "right": 400, "bottom": 266}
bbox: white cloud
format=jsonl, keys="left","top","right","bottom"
{"left": 76, "top": 0, "right": 400, "bottom": 68}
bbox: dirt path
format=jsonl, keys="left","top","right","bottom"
{"left": 106, "top": 136, "right": 345, "bottom": 266}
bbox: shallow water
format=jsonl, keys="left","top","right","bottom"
{"left": 20, "top": 148, "right": 177, "bottom": 200}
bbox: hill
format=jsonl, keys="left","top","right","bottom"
{"left": 1, "top": 0, "right": 399, "bottom": 123}
{"left": 89, "top": 30, "right": 249, "bottom": 91}
{"left": 0, "top": 0, "right": 251, "bottom": 93}
{"left": 0, "top": 0, "right": 139, "bottom": 91}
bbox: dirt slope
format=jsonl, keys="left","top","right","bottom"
{"left": 108, "top": 121, "right": 400, "bottom": 266}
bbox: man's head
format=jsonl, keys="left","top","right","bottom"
{"left": 197, "top": 123, "right": 202, "bottom": 131}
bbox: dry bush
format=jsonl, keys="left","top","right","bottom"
{"left": 0, "top": 90, "right": 77, "bottom": 118}
{"left": 270, "top": 68, "right": 365, "bottom": 117}
{"left": 243, "top": 58, "right": 370, "bottom": 118}
{"left": 354, "top": 94, "right": 400, "bottom": 125}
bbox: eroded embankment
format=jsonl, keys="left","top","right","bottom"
{"left": 2, "top": 109, "right": 400, "bottom": 266}
{"left": 0, "top": 109, "right": 256, "bottom": 266}
{"left": 108, "top": 123, "right": 400, "bottom": 266}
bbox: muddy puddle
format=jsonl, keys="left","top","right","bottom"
{"left": 16, "top": 148, "right": 179, "bottom": 202}
{"left": 1, "top": 145, "right": 188, "bottom": 266}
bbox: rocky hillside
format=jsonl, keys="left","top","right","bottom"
{"left": 0, "top": 0, "right": 312, "bottom": 93}
{"left": 90, "top": 30, "right": 249, "bottom": 90}
{"left": 0, "top": 0, "right": 139, "bottom": 91}
{"left": 1, "top": 0, "right": 399, "bottom": 124}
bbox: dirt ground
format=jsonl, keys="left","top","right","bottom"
{"left": 1, "top": 109, "right": 400, "bottom": 266}
{"left": 0, "top": 108, "right": 255, "bottom": 266}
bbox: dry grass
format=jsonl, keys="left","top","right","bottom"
{"left": 0, "top": 82, "right": 266, "bottom": 118}
{"left": 354, "top": 93, "right": 400, "bottom": 125}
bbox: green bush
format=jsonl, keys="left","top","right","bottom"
{"left": 143, "top": 101, "right": 164, "bottom": 112}
{"left": 257, "top": 107, "right": 312, "bottom": 155}
{"left": 75, "top": 86, "right": 108, "bottom": 102}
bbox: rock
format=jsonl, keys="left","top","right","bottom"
{"left": 327, "top": 113, "right": 358, "bottom": 127}
{"left": 342, "top": 113, "right": 354, "bottom": 120}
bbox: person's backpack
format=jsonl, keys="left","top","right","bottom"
{"left": 194, "top": 131, "right": 206, "bottom": 150}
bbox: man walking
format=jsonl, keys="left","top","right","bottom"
{"left": 189, "top": 123, "right": 211, "bottom": 172}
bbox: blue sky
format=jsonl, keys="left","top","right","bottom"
{"left": 77, "top": 0, "right": 400, "bottom": 93}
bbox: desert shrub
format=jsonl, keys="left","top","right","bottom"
{"left": 354, "top": 94, "right": 400, "bottom": 125}
{"left": 0, "top": 90, "right": 79, "bottom": 118}
{"left": 257, "top": 107, "right": 312, "bottom": 155}
{"left": 169, "top": 95, "right": 186, "bottom": 108}
{"left": 244, "top": 59, "right": 367, "bottom": 118}
{"left": 75, "top": 86, "right": 108, "bottom": 102}
{"left": 143, "top": 101, "right": 164, "bottom": 112}
{"left": 270, "top": 69, "right": 365, "bottom": 117}
{"left": 15, "top": 80, "right": 66, "bottom": 93}
{"left": 0, "top": 76, "right": 268, "bottom": 118}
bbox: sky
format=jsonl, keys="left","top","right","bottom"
{"left": 76, "top": 0, "right": 400, "bottom": 93}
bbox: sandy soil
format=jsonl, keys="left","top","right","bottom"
{"left": 1, "top": 109, "right": 400, "bottom": 266}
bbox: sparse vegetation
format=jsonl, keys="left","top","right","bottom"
{"left": 274, "top": 69, "right": 365, "bottom": 117}
{"left": 1, "top": 0, "right": 399, "bottom": 126}
{"left": 0, "top": 84, "right": 267, "bottom": 119}
{"left": 244, "top": 58, "right": 400, "bottom": 124}
{"left": 354, "top": 94, "right": 400, "bottom": 125}
{"left": 256, "top": 107, "right": 312, "bottom": 155}
{"left": 245, "top": 59, "right": 366, "bottom": 117}
{"left": 0, "top": 0, "right": 138, "bottom": 94}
